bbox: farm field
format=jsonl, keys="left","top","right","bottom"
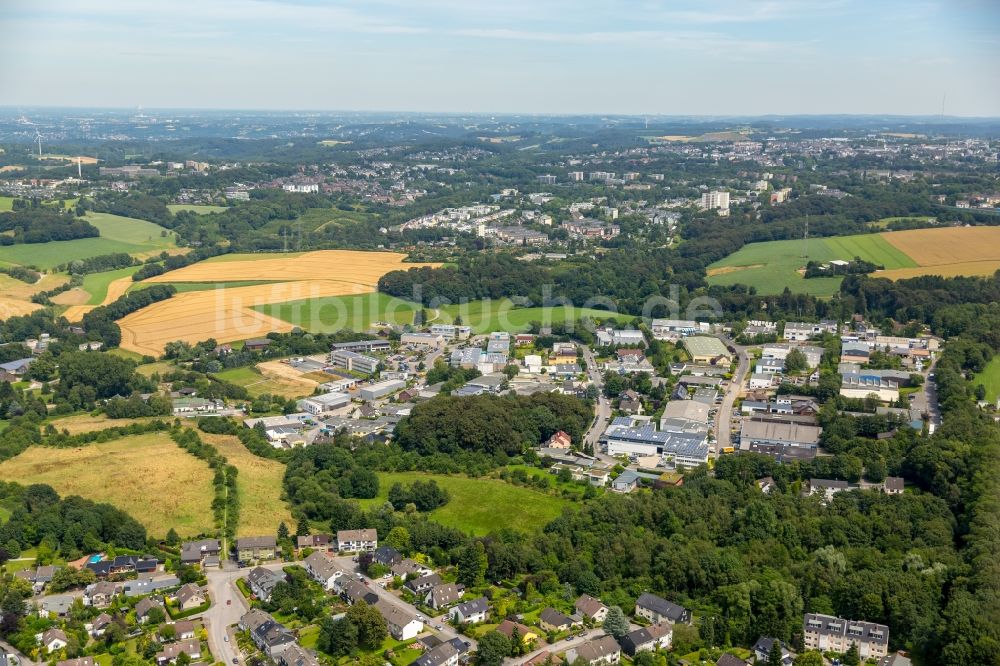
{"left": 199, "top": 432, "right": 294, "bottom": 536}
{"left": 61, "top": 266, "right": 140, "bottom": 321}
{"left": 0, "top": 433, "right": 215, "bottom": 536}
{"left": 973, "top": 356, "right": 1000, "bottom": 403}
{"left": 120, "top": 251, "right": 438, "bottom": 355}
{"left": 0, "top": 272, "right": 66, "bottom": 319}
{"left": 707, "top": 233, "right": 917, "bottom": 296}
{"left": 132, "top": 280, "right": 282, "bottom": 294}
{"left": 214, "top": 362, "right": 319, "bottom": 398}
{"left": 0, "top": 196, "right": 13, "bottom": 211}
{"left": 167, "top": 204, "right": 228, "bottom": 214}
{"left": 877, "top": 227, "right": 1000, "bottom": 280}
{"left": 355, "top": 471, "right": 570, "bottom": 535}
{"left": 0, "top": 294, "right": 42, "bottom": 319}
{"left": 47, "top": 413, "right": 165, "bottom": 435}
{"left": 0, "top": 212, "right": 178, "bottom": 269}
{"left": 440, "top": 300, "right": 631, "bottom": 333}
{"left": 256, "top": 292, "right": 422, "bottom": 332}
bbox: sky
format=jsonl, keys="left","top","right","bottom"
{"left": 1, "top": 0, "right": 999, "bottom": 116}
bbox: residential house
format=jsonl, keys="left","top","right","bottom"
{"left": 426, "top": 583, "right": 463, "bottom": 610}
{"left": 135, "top": 597, "right": 165, "bottom": 624}
{"left": 618, "top": 389, "right": 643, "bottom": 415}
{"left": 375, "top": 599, "right": 423, "bottom": 640}
{"left": 635, "top": 592, "right": 691, "bottom": 625}
{"left": 575, "top": 594, "right": 609, "bottom": 623}
{"left": 373, "top": 545, "right": 403, "bottom": 567}
{"left": 38, "top": 595, "right": 74, "bottom": 617}
{"left": 525, "top": 653, "right": 563, "bottom": 666}
{"left": 341, "top": 578, "right": 379, "bottom": 606}
{"left": 392, "top": 558, "right": 432, "bottom": 580}
{"left": 621, "top": 622, "right": 673, "bottom": 656}
{"left": 180, "top": 539, "right": 221, "bottom": 565}
{"left": 85, "top": 581, "right": 118, "bottom": 608}
{"left": 564, "top": 635, "right": 621, "bottom": 665}
{"left": 410, "top": 642, "right": 459, "bottom": 666}
{"left": 545, "top": 430, "right": 572, "bottom": 449}
{"left": 121, "top": 574, "right": 181, "bottom": 598}
{"left": 38, "top": 628, "right": 68, "bottom": 653}
{"left": 497, "top": 620, "right": 538, "bottom": 647}
{"left": 174, "top": 583, "right": 206, "bottom": 611}
{"left": 296, "top": 534, "right": 333, "bottom": 553}
{"left": 405, "top": 573, "right": 442, "bottom": 594}
{"left": 279, "top": 644, "right": 321, "bottom": 666}
{"left": 248, "top": 567, "right": 286, "bottom": 602}
{"left": 236, "top": 536, "right": 278, "bottom": 562}
{"left": 89, "top": 613, "right": 114, "bottom": 638}
{"left": 716, "top": 655, "right": 749, "bottom": 666}
{"left": 450, "top": 597, "right": 488, "bottom": 624}
{"left": 155, "top": 639, "right": 201, "bottom": 665}
{"left": 303, "top": 551, "right": 343, "bottom": 590}
{"left": 802, "top": 613, "right": 889, "bottom": 660}
{"left": 539, "top": 607, "right": 576, "bottom": 633}
{"left": 58, "top": 659, "right": 96, "bottom": 666}
{"left": 611, "top": 469, "right": 641, "bottom": 493}
{"left": 336, "top": 528, "right": 377, "bottom": 552}
{"left": 243, "top": 338, "right": 272, "bottom": 352}
{"left": 240, "top": 609, "right": 296, "bottom": 658}
{"left": 808, "top": 478, "right": 851, "bottom": 503}
{"left": 752, "top": 637, "right": 794, "bottom": 665}
{"left": 162, "top": 620, "right": 198, "bottom": 641}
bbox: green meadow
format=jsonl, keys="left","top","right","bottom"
{"left": 167, "top": 204, "right": 228, "bottom": 214}
{"left": 356, "top": 471, "right": 570, "bottom": 535}
{"left": 707, "top": 233, "right": 918, "bottom": 296}
{"left": 0, "top": 212, "right": 177, "bottom": 269}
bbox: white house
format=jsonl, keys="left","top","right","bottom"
{"left": 296, "top": 392, "right": 350, "bottom": 416}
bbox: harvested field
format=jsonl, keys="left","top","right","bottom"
{"left": 145, "top": 250, "right": 428, "bottom": 286}
{"left": 0, "top": 273, "right": 68, "bottom": 300}
{"left": 257, "top": 361, "right": 321, "bottom": 394}
{"left": 214, "top": 364, "right": 317, "bottom": 399}
{"left": 51, "top": 288, "right": 90, "bottom": 305}
{"left": 881, "top": 227, "right": 1000, "bottom": 273}
{"left": 0, "top": 297, "right": 42, "bottom": 319}
{"left": 879, "top": 260, "right": 1000, "bottom": 281}
{"left": 122, "top": 251, "right": 438, "bottom": 356}
{"left": 0, "top": 433, "right": 214, "bottom": 536}
{"left": 63, "top": 274, "right": 135, "bottom": 322}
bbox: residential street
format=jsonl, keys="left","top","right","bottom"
{"left": 0, "top": 637, "right": 35, "bottom": 666}
{"left": 911, "top": 357, "right": 941, "bottom": 433}
{"left": 715, "top": 337, "right": 751, "bottom": 455}
{"left": 203, "top": 561, "right": 285, "bottom": 666}
{"left": 580, "top": 344, "right": 611, "bottom": 452}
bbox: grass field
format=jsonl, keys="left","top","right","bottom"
{"left": 214, "top": 363, "right": 318, "bottom": 398}
{"left": 707, "top": 233, "right": 917, "bottom": 296}
{"left": 258, "top": 293, "right": 632, "bottom": 334}
{"left": 47, "top": 413, "right": 164, "bottom": 435}
{"left": 199, "top": 433, "right": 294, "bottom": 536}
{"left": 255, "top": 292, "right": 421, "bottom": 332}
{"left": 0, "top": 196, "right": 12, "bottom": 212}
{"left": 0, "top": 212, "right": 177, "bottom": 270}
{"left": 973, "top": 356, "right": 1000, "bottom": 403}
{"left": 167, "top": 204, "right": 228, "bottom": 215}
{"left": 355, "top": 472, "right": 570, "bottom": 535}
{"left": 62, "top": 266, "right": 141, "bottom": 321}
{"left": 0, "top": 433, "right": 215, "bottom": 536}
{"left": 133, "top": 280, "right": 282, "bottom": 294}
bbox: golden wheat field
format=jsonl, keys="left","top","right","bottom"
{"left": 144, "top": 249, "right": 422, "bottom": 286}
{"left": 119, "top": 250, "right": 437, "bottom": 356}
{"left": 63, "top": 275, "right": 135, "bottom": 322}
{"left": 879, "top": 227, "right": 1000, "bottom": 280}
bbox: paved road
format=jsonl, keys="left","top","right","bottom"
{"left": 580, "top": 345, "right": 611, "bottom": 453}
{"left": 715, "top": 337, "right": 751, "bottom": 454}
{"left": 911, "top": 357, "right": 941, "bottom": 433}
{"left": 0, "top": 637, "right": 35, "bottom": 666}
{"left": 513, "top": 628, "right": 606, "bottom": 665}
{"left": 203, "top": 561, "right": 285, "bottom": 666}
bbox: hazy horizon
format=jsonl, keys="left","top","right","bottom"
{"left": 2, "top": 0, "right": 999, "bottom": 116}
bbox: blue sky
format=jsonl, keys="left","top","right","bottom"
{"left": 1, "top": 0, "right": 998, "bottom": 115}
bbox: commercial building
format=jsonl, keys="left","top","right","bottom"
{"left": 783, "top": 321, "right": 838, "bottom": 342}
{"left": 330, "top": 339, "right": 391, "bottom": 354}
{"left": 400, "top": 333, "right": 445, "bottom": 349}
{"left": 603, "top": 417, "right": 709, "bottom": 467}
{"left": 683, "top": 336, "right": 732, "bottom": 364}
{"left": 739, "top": 420, "right": 821, "bottom": 453}
{"left": 595, "top": 329, "right": 645, "bottom": 347}
{"left": 330, "top": 350, "right": 380, "bottom": 375}
{"left": 430, "top": 324, "right": 472, "bottom": 340}
{"left": 296, "top": 392, "right": 350, "bottom": 416}
{"left": 651, "top": 319, "right": 708, "bottom": 339}
{"left": 359, "top": 379, "right": 406, "bottom": 401}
